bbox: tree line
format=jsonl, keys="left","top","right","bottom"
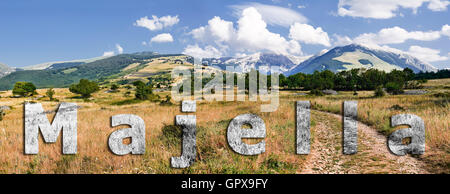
{"left": 10, "top": 68, "right": 450, "bottom": 100}
{"left": 280, "top": 68, "right": 415, "bottom": 91}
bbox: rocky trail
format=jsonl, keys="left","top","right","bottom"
{"left": 300, "top": 111, "right": 429, "bottom": 174}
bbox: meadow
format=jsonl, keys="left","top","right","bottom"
{"left": 0, "top": 79, "right": 448, "bottom": 174}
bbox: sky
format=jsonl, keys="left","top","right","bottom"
{"left": 0, "top": 0, "right": 449, "bottom": 69}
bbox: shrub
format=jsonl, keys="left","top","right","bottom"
{"left": 374, "top": 86, "right": 385, "bottom": 97}
{"left": 309, "top": 89, "right": 324, "bottom": 96}
{"left": 133, "top": 81, "right": 154, "bottom": 100}
{"left": 385, "top": 82, "right": 404, "bottom": 95}
{"left": 390, "top": 104, "right": 405, "bottom": 111}
{"left": 434, "top": 92, "right": 450, "bottom": 98}
{"left": 160, "top": 124, "right": 182, "bottom": 147}
{"left": 0, "top": 110, "right": 5, "bottom": 121}
{"left": 124, "top": 91, "right": 131, "bottom": 97}
{"left": 46, "top": 88, "right": 55, "bottom": 101}
{"left": 111, "top": 99, "right": 142, "bottom": 106}
{"left": 110, "top": 84, "right": 119, "bottom": 91}
{"left": 160, "top": 95, "right": 173, "bottom": 105}
{"left": 12, "top": 82, "right": 36, "bottom": 97}
{"left": 69, "top": 79, "right": 99, "bottom": 98}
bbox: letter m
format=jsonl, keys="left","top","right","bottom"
{"left": 25, "top": 102, "right": 77, "bottom": 154}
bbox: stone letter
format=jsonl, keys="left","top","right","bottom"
{"left": 388, "top": 114, "right": 425, "bottom": 156}
{"left": 343, "top": 101, "right": 358, "bottom": 154}
{"left": 171, "top": 115, "right": 197, "bottom": 168}
{"left": 109, "top": 114, "right": 145, "bottom": 155}
{"left": 296, "top": 101, "right": 310, "bottom": 154}
{"left": 227, "top": 114, "right": 266, "bottom": 155}
{"left": 25, "top": 102, "right": 77, "bottom": 154}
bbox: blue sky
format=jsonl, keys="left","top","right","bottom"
{"left": 0, "top": 0, "right": 449, "bottom": 69}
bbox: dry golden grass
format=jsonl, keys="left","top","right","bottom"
{"left": 281, "top": 82, "right": 449, "bottom": 173}
{"left": 0, "top": 78, "right": 448, "bottom": 174}
{"left": 0, "top": 88, "right": 308, "bottom": 173}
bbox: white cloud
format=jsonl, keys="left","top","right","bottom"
{"left": 428, "top": 0, "right": 450, "bottom": 11}
{"left": 234, "top": 7, "right": 302, "bottom": 55}
{"left": 190, "top": 16, "right": 235, "bottom": 43}
{"left": 115, "top": 44, "right": 123, "bottom": 54}
{"left": 103, "top": 44, "right": 124, "bottom": 56}
{"left": 407, "top": 45, "right": 448, "bottom": 62}
{"left": 150, "top": 33, "right": 174, "bottom": 43}
{"left": 365, "top": 44, "right": 448, "bottom": 63}
{"left": 442, "top": 24, "right": 450, "bottom": 38}
{"left": 186, "top": 7, "right": 306, "bottom": 58}
{"left": 338, "top": 0, "right": 450, "bottom": 19}
{"left": 182, "top": 45, "right": 223, "bottom": 59}
{"left": 103, "top": 51, "right": 115, "bottom": 57}
{"left": 333, "top": 34, "right": 354, "bottom": 46}
{"left": 134, "top": 15, "right": 179, "bottom": 31}
{"left": 289, "top": 23, "right": 331, "bottom": 47}
{"left": 230, "top": 3, "right": 307, "bottom": 27}
{"left": 353, "top": 26, "right": 441, "bottom": 45}
{"left": 297, "top": 5, "right": 306, "bottom": 9}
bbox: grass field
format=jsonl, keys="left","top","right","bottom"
{"left": 0, "top": 79, "right": 448, "bottom": 174}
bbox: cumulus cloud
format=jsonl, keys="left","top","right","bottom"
{"left": 338, "top": 0, "right": 450, "bottom": 19}
{"left": 182, "top": 45, "right": 223, "bottom": 59}
{"left": 234, "top": 7, "right": 302, "bottom": 55}
{"left": 289, "top": 23, "right": 331, "bottom": 47}
{"left": 190, "top": 16, "right": 235, "bottom": 43}
{"left": 115, "top": 44, "right": 123, "bottom": 54}
{"left": 353, "top": 26, "right": 441, "bottom": 45}
{"left": 230, "top": 3, "right": 307, "bottom": 27}
{"left": 134, "top": 15, "right": 179, "bottom": 31}
{"left": 150, "top": 33, "right": 174, "bottom": 43}
{"left": 407, "top": 45, "right": 448, "bottom": 62}
{"left": 185, "top": 7, "right": 314, "bottom": 58}
{"left": 442, "top": 24, "right": 450, "bottom": 38}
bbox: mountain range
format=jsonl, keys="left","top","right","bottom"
{"left": 202, "top": 44, "right": 438, "bottom": 75}
{"left": 22, "top": 55, "right": 110, "bottom": 70}
{"left": 0, "top": 44, "right": 441, "bottom": 90}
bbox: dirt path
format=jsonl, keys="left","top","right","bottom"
{"left": 300, "top": 111, "right": 429, "bottom": 174}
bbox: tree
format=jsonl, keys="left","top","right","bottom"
{"left": 385, "top": 82, "right": 404, "bottom": 95}
{"left": 46, "top": 88, "right": 55, "bottom": 101}
{"left": 374, "top": 86, "right": 385, "bottom": 97}
{"left": 12, "top": 82, "right": 36, "bottom": 97}
{"left": 69, "top": 79, "right": 99, "bottom": 98}
{"left": 133, "top": 81, "right": 153, "bottom": 100}
{"left": 110, "top": 84, "right": 119, "bottom": 91}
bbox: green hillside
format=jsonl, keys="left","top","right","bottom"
{"left": 0, "top": 52, "right": 186, "bottom": 90}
